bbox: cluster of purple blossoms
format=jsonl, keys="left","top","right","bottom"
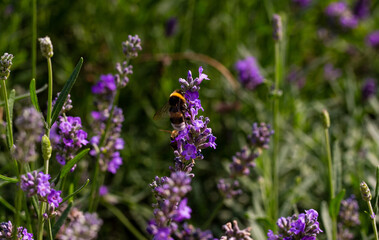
{"left": 52, "top": 92, "right": 73, "bottom": 115}
{"left": 325, "top": 1, "right": 368, "bottom": 30}
{"left": 0, "top": 221, "right": 33, "bottom": 240}
{"left": 90, "top": 74, "right": 125, "bottom": 174}
{"left": 13, "top": 107, "right": 43, "bottom": 163}
{"left": 337, "top": 195, "right": 360, "bottom": 240}
{"left": 147, "top": 172, "right": 194, "bottom": 239}
{"left": 267, "top": 209, "right": 322, "bottom": 240}
{"left": 220, "top": 220, "right": 253, "bottom": 240}
{"left": 366, "top": 31, "right": 379, "bottom": 48}
{"left": 170, "top": 67, "right": 216, "bottom": 172}
{"left": 51, "top": 116, "right": 88, "bottom": 166}
{"left": 235, "top": 56, "right": 264, "bottom": 90}
{"left": 20, "top": 171, "right": 62, "bottom": 208}
{"left": 361, "top": 78, "right": 377, "bottom": 100}
{"left": 57, "top": 208, "right": 103, "bottom": 240}
{"left": 218, "top": 122, "right": 274, "bottom": 198}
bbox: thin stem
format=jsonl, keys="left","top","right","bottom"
{"left": 46, "top": 57, "right": 53, "bottom": 128}
{"left": 32, "top": 0, "right": 37, "bottom": 79}
{"left": 1, "top": 80, "right": 13, "bottom": 149}
{"left": 324, "top": 127, "right": 336, "bottom": 240}
{"left": 47, "top": 219, "right": 53, "bottom": 240}
{"left": 367, "top": 201, "right": 379, "bottom": 240}
{"left": 202, "top": 199, "right": 224, "bottom": 229}
{"left": 271, "top": 41, "right": 281, "bottom": 223}
{"left": 102, "top": 200, "right": 148, "bottom": 240}
{"left": 37, "top": 204, "right": 45, "bottom": 240}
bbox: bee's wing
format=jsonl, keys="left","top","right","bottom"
{"left": 153, "top": 102, "right": 170, "bottom": 120}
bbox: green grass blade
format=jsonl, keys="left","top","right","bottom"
{"left": 59, "top": 148, "right": 89, "bottom": 180}
{"left": 321, "top": 201, "right": 332, "bottom": 240}
{"left": 374, "top": 166, "right": 379, "bottom": 214}
{"left": 0, "top": 84, "right": 47, "bottom": 107}
{"left": 0, "top": 174, "right": 19, "bottom": 183}
{"left": 0, "top": 195, "right": 16, "bottom": 213}
{"left": 329, "top": 189, "right": 345, "bottom": 219}
{"left": 61, "top": 179, "right": 90, "bottom": 203}
{"left": 52, "top": 202, "right": 72, "bottom": 237}
{"left": 29, "top": 78, "right": 41, "bottom": 112}
{"left": 50, "top": 57, "right": 83, "bottom": 127}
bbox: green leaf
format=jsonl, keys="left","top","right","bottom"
{"left": 0, "top": 195, "right": 16, "bottom": 213}
{"left": 29, "top": 78, "right": 41, "bottom": 112}
{"left": 0, "top": 174, "right": 19, "bottom": 183}
{"left": 8, "top": 89, "right": 15, "bottom": 122}
{"left": 50, "top": 57, "right": 83, "bottom": 127}
{"left": 62, "top": 179, "right": 90, "bottom": 203}
{"left": 329, "top": 189, "right": 346, "bottom": 219}
{"left": 321, "top": 201, "right": 332, "bottom": 240}
{"left": 52, "top": 202, "right": 72, "bottom": 238}
{"left": 59, "top": 148, "right": 89, "bottom": 180}
{"left": 0, "top": 84, "right": 47, "bottom": 107}
{"left": 5, "top": 89, "right": 15, "bottom": 148}
{"left": 374, "top": 166, "right": 379, "bottom": 214}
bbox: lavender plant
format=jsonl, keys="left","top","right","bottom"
{"left": 148, "top": 66, "right": 216, "bottom": 239}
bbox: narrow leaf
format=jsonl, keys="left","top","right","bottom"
{"left": 61, "top": 179, "right": 90, "bottom": 203}
{"left": 8, "top": 89, "right": 15, "bottom": 121}
{"left": 0, "top": 174, "right": 19, "bottom": 183}
{"left": 5, "top": 90, "right": 15, "bottom": 148}
{"left": 0, "top": 84, "right": 47, "bottom": 107}
{"left": 50, "top": 57, "right": 83, "bottom": 127}
{"left": 374, "top": 166, "right": 379, "bottom": 214}
{"left": 0, "top": 196, "right": 16, "bottom": 213}
{"left": 29, "top": 78, "right": 41, "bottom": 112}
{"left": 329, "top": 189, "right": 346, "bottom": 219}
{"left": 52, "top": 202, "right": 72, "bottom": 237}
{"left": 321, "top": 201, "right": 332, "bottom": 240}
{"left": 59, "top": 148, "right": 89, "bottom": 180}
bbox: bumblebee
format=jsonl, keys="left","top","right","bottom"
{"left": 154, "top": 89, "right": 187, "bottom": 131}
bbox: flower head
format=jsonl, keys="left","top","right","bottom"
{"left": 122, "top": 35, "right": 142, "bottom": 59}
{"left": 38, "top": 36, "right": 53, "bottom": 58}
{"left": 353, "top": 0, "right": 370, "bottom": 19}
{"left": 248, "top": 122, "right": 274, "bottom": 150}
{"left": 366, "top": 30, "right": 379, "bottom": 48}
{"left": 220, "top": 220, "right": 253, "bottom": 240}
{"left": 235, "top": 56, "right": 264, "bottom": 90}
{"left": 0, "top": 53, "right": 13, "bottom": 80}
{"left": 362, "top": 78, "right": 376, "bottom": 100}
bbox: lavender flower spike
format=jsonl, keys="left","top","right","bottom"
{"left": 122, "top": 35, "right": 142, "bottom": 59}
{"left": 0, "top": 221, "right": 33, "bottom": 240}
{"left": 0, "top": 53, "right": 13, "bottom": 80}
{"left": 235, "top": 56, "right": 264, "bottom": 90}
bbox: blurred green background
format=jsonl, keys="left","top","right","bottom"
{"left": 1, "top": 0, "right": 379, "bottom": 239}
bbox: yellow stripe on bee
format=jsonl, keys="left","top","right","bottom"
{"left": 170, "top": 92, "right": 186, "bottom": 102}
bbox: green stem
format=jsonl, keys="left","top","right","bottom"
{"left": 271, "top": 40, "right": 281, "bottom": 223}
{"left": 37, "top": 204, "right": 45, "bottom": 240}
{"left": 46, "top": 57, "right": 53, "bottom": 128}
{"left": 367, "top": 200, "right": 379, "bottom": 240}
{"left": 102, "top": 200, "right": 147, "bottom": 240}
{"left": 1, "top": 79, "right": 13, "bottom": 149}
{"left": 32, "top": 0, "right": 37, "bottom": 79}
{"left": 324, "top": 127, "right": 336, "bottom": 240}
{"left": 202, "top": 199, "right": 224, "bottom": 229}
{"left": 47, "top": 219, "right": 53, "bottom": 240}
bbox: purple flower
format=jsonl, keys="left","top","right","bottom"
{"left": 57, "top": 208, "right": 103, "bottom": 239}
{"left": 324, "top": 63, "right": 342, "bottom": 81}
{"left": 13, "top": 107, "right": 44, "bottom": 163}
{"left": 325, "top": 2, "right": 348, "bottom": 17}
{"left": 268, "top": 209, "right": 322, "bottom": 239}
{"left": 339, "top": 195, "right": 360, "bottom": 226}
{"left": 92, "top": 74, "right": 117, "bottom": 95}
{"left": 51, "top": 116, "right": 88, "bottom": 166}
{"left": 47, "top": 189, "right": 62, "bottom": 208}
{"left": 339, "top": 15, "right": 358, "bottom": 29}
{"left": 172, "top": 198, "right": 192, "bottom": 222}
{"left": 165, "top": 17, "right": 178, "bottom": 37}
{"left": 122, "top": 35, "right": 142, "bottom": 59}
{"left": 20, "top": 171, "right": 51, "bottom": 197}
{"left": 99, "top": 185, "right": 108, "bottom": 196}
{"left": 235, "top": 56, "right": 264, "bottom": 90}
{"left": 362, "top": 78, "right": 376, "bottom": 100}
{"left": 217, "top": 178, "right": 242, "bottom": 198}
{"left": 155, "top": 228, "right": 173, "bottom": 240}
{"left": 52, "top": 92, "right": 73, "bottom": 114}
{"left": 248, "top": 122, "right": 274, "bottom": 150}
{"left": 366, "top": 30, "right": 379, "bottom": 48}
{"left": 0, "top": 221, "right": 33, "bottom": 240}
{"left": 182, "top": 144, "right": 197, "bottom": 160}
{"left": 108, "top": 151, "right": 123, "bottom": 174}
{"left": 353, "top": 0, "right": 370, "bottom": 19}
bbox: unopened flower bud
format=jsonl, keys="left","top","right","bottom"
{"left": 272, "top": 14, "right": 283, "bottom": 41}
{"left": 322, "top": 109, "right": 330, "bottom": 128}
{"left": 42, "top": 135, "right": 52, "bottom": 161}
{"left": 360, "top": 181, "right": 372, "bottom": 201}
{"left": 0, "top": 53, "right": 14, "bottom": 80}
{"left": 38, "top": 36, "right": 54, "bottom": 58}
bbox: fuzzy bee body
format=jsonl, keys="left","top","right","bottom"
{"left": 154, "top": 89, "right": 187, "bottom": 131}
